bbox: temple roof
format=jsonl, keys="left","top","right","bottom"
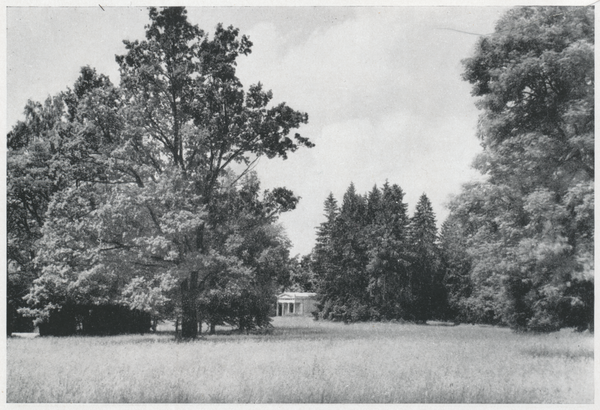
{"left": 277, "top": 292, "right": 317, "bottom": 299}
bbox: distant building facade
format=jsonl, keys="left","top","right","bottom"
{"left": 276, "top": 292, "right": 317, "bottom": 316}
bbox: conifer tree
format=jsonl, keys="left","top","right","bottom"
{"left": 312, "top": 193, "right": 340, "bottom": 318}
{"left": 313, "top": 193, "right": 339, "bottom": 274}
{"left": 335, "top": 183, "right": 370, "bottom": 320}
{"left": 365, "top": 182, "right": 411, "bottom": 319}
{"left": 409, "top": 194, "right": 440, "bottom": 322}
{"left": 314, "top": 183, "right": 372, "bottom": 321}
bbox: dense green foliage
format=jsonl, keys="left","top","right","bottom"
{"left": 8, "top": 6, "right": 591, "bottom": 336}
{"left": 445, "top": 6, "right": 594, "bottom": 331}
{"left": 311, "top": 7, "right": 593, "bottom": 332}
{"left": 8, "top": 7, "right": 311, "bottom": 336}
{"left": 7, "top": 69, "right": 117, "bottom": 333}
{"left": 312, "top": 183, "right": 445, "bottom": 323}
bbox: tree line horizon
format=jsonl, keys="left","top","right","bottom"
{"left": 7, "top": 6, "right": 593, "bottom": 336}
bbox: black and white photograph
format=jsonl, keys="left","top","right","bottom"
{"left": 4, "top": 0, "right": 594, "bottom": 404}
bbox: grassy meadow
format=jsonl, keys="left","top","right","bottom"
{"left": 7, "top": 316, "right": 594, "bottom": 403}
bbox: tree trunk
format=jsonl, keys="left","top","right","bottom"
{"left": 181, "top": 271, "right": 199, "bottom": 338}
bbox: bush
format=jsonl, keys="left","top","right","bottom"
{"left": 7, "top": 303, "right": 35, "bottom": 335}
{"left": 557, "top": 280, "right": 594, "bottom": 332}
{"left": 38, "top": 304, "right": 151, "bottom": 336}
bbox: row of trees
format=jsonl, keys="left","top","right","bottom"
{"left": 311, "top": 183, "right": 447, "bottom": 323}
{"left": 8, "top": 6, "right": 592, "bottom": 336}
{"left": 8, "top": 7, "right": 313, "bottom": 336}
{"left": 309, "top": 6, "right": 593, "bottom": 333}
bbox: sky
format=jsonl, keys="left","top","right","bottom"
{"left": 6, "top": 4, "right": 520, "bottom": 255}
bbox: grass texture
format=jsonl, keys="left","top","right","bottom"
{"left": 7, "top": 316, "right": 594, "bottom": 403}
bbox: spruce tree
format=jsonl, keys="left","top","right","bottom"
{"left": 313, "top": 193, "right": 340, "bottom": 318}
{"left": 329, "top": 183, "right": 369, "bottom": 321}
{"left": 365, "top": 182, "right": 411, "bottom": 319}
{"left": 409, "top": 194, "right": 440, "bottom": 322}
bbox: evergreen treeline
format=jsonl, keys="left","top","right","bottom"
{"left": 312, "top": 183, "right": 448, "bottom": 323}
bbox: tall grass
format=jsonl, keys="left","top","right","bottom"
{"left": 7, "top": 316, "right": 593, "bottom": 403}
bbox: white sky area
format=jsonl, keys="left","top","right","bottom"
{"left": 6, "top": 3, "right": 575, "bottom": 256}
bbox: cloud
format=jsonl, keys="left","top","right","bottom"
{"left": 257, "top": 104, "right": 483, "bottom": 255}
{"left": 237, "top": 8, "right": 504, "bottom": 254}
{"left": 7, "top": 7, "right": 148, "bottom": 125}
{"left": 239, "top": 10, "right": 406, "bottom": 125}
{"left": 237, "top": 7, "right": 501, "bottom": 127}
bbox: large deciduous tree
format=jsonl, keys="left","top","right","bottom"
{"left": 7, "top": 66, "right": 120, "bottom": 334}
{"left": 20, "top": 7, "right": 312, "bottom": 338}
{"left": 450, "top": 6, "right": 594, "bottom": 331}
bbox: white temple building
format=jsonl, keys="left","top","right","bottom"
{"left": 276, "top": 292, "right": 317, "bottom": 316}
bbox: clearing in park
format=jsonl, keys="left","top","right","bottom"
{"left": 7, "top": 316, "right": 593, "bottom": 403}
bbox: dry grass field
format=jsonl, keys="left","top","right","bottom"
{"left": 7, "top": 316, "right": 594, "bottom": 403}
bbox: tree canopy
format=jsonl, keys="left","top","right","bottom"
{"left": 447, "top": 6, "right": 594, "bottom": 331}
{"left": 8, "top": 5, "right": 592, "bottom": 336}
{"left": 11, "top": 7, "right": 312, "bottom": 337}
{"left": 311, "top": 6, "right": 593, "bottom": 332}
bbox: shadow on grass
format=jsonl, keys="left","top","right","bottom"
{"left": 188, "top": 326, "right": 333, "bottom": 343}
{"left": 168, "top": 319, "right": 463, "bottom": 344}
{"left": 521, "top": 346, "right": 594, "bottom": 360}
